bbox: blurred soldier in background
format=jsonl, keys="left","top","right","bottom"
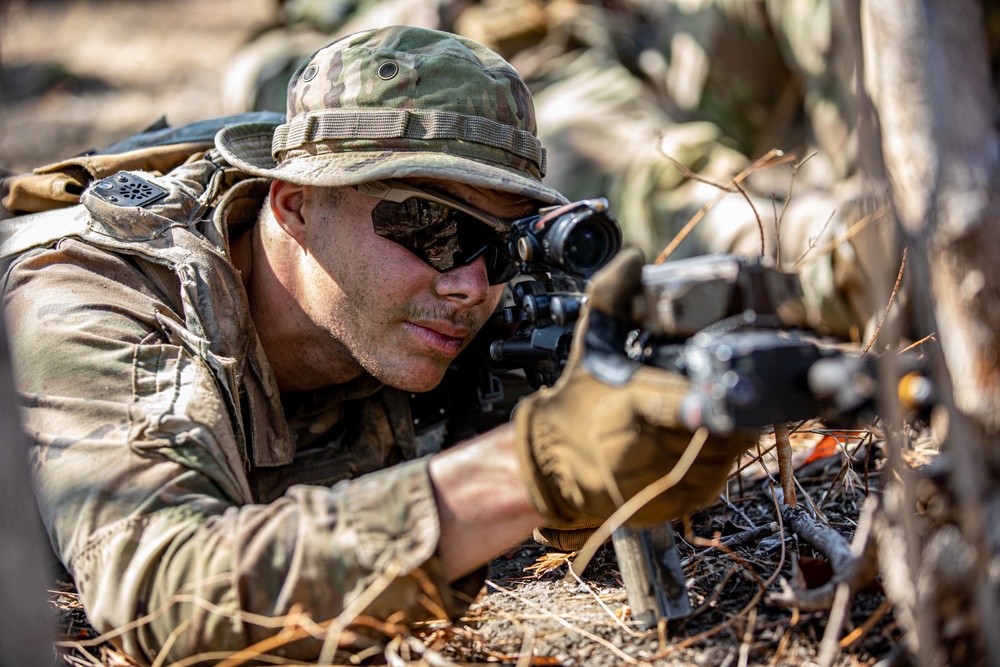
{"left": 224, "top": 0, "right": 897, "bottom": 342}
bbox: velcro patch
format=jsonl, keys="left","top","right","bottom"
{"left": 89, "top": 172, "right": 168, "bottom": 208}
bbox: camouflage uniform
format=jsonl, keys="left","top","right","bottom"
{"left": 1, "top": 27, "right": 563, "bottom": 665}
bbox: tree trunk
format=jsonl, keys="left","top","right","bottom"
{"left": 857, "top": 0, "right": 1000, "bottom": 663}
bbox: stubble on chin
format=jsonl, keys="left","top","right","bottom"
{"left": 325, "top": 300, "right": 447, "bottom": 390}
{"left": 373, "top": 308, "right": 487, "bottom": 391}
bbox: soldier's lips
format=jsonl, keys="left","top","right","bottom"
{"left": 403, "top": 321, "right": 467, "bottom": 355}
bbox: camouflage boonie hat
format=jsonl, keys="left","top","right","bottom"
{"left": 216, "top": 26, "right": 567, "bottom": 206}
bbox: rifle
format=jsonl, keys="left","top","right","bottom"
{"left": 484, "top": 198, "right": 699, "bottom": 626}
{"left": 484, "top": 201, "right": 930, "bottom": 628}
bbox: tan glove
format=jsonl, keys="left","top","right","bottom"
{"left": 515, "top": 247, "right": 758, "bottom": 529}
{"left": 532, "top": 522, "right": 605, "bottom": 552}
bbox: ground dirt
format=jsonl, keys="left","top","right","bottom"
{"left": 3, "top": 2, "right": 911, "bottom": 665}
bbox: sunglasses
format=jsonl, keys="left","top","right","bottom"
{"left": 355, "top": 180, "right": 521, "bottom": 285}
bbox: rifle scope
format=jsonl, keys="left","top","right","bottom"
{"left": 508, "top": 198, "right": 622, "bottom": 277}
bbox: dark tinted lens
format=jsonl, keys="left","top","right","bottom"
{"left": 370, "top": 198, "right": 517, "bottom": 284}
{"left": 371, "top": 198, "right": 462, "bottom": 271}
{"left": 481, "top": 245, "right": 520, "bottom": 284}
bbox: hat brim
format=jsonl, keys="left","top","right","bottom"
{"left": 215, "top": 122, "right": 568, "bottom": 207}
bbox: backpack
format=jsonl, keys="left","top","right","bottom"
{"left": 0, "top": 112, "right": 283, "bottom": 218}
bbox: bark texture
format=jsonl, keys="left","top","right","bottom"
{"left": 858, "top": 1, "right": 1000, "bottom": 663}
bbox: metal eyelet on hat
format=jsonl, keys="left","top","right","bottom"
{"left": 301, "top": 64, "right": 319, "bottom": 82}
{"left": 377, "top": 62, "right": 399, "bottom": 80}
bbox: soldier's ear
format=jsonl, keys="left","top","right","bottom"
{"left": 269, "top": 179, "right": 306, "bottom": 245}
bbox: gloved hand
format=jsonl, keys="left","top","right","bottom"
{"left": 532, "top": 522, "right": 604, "bottom": 552}
{"left": 515, "top": 247, "right": 758, "bottom": 529}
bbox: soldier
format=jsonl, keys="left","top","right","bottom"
{"left": 0, "top": 26, "right": 752, "bottom": 664}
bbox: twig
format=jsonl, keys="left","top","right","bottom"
{"left": 818, "top": 457, "right": 856, "bottom": 511}
{"left": 657, "top": 152, "right": 769, "bottom": 256}
{"left": 150, "top": 620, "right": 190, "bottom": 667}
{"left": 58, "top": 643, "right": 104, "bottom": 667}
{"left": 791, "top": 205, "right": 890, "bottom": 270}
{"left": 775, "top": 422, "right": 798, "bottom": 508}
{"left": 215, "top": 620, "right": 319, "bottom": 667}
{"left": 729, "top": 442, "right": 778, "bottom": 494}
{"left": 463, "top": 599, "right": 545, "bottom": 664}
{"left": 773, "top": 195, "right": 781, "bottom": 265}
{"left": 863, "top": 247, "right": 908, "bottom": 356}
{"left": 731, "top": 441, "right": 778, "bottom": 480}
{"left": 215, "top": 560, "right": 407, "bottom": 667}
{"left": 384, "top": 636, "right": 407, "bottom": 667}
{"left": 56, "top": 591, "right": 334, "bottom": 651}
{"left": 768, "top": 498, "right": 879, "bottom": 612}
{"left": 564, "top": 564, "right": 647, "bottom": 637}
{"left": 738, "top": 608, "right": 757, "bottom": 667}
{"left": 817, "top": 433, "right": 871, "bottom": 511}
{"left": 316, "top": 559, "right": 406, "bottom": 665}
{"left": 165, "top": 651, "right": 306, "bottom": 667}
{"left": 817, "top": 581, "right": 854, "bottom": 667}
{"left": 760, "top": 455, "right": 791, "bottom": 597}
{"left": 775, "top": 153, "right": 817, "bottom": 266}
{"left": 399, "top": 635, "right": 458, "bottom": 667}
{"left": 684, "top": 564, "right": 740, "bottom": 620}
{"left": 782, "top": 504, "right": 852, "bottom": 572}
{"left": 514, "top": 625, "right": 536, "bottom": 667}
{"left": 657, "top": 470, "right": 791, "bottom": 660}
{"left": 680, "top": 522, "right": 780, "bottom": 569}
{"left": 769, "top": 624, "right": 793, "bottom": 667}
{"left": 721, "top": 494, "right": 758, "bottom": 528}
{"left": 819, "top": 497, "right": 882, "bottom": 667}
{"left": 655, "top": 150, "right": 795, "bottom": 263}
{"left": 897, "top": 333, "right": 935, "bottom": 355}
{"left": 731, "top": 420, "right": 809, "bottom": 490}
{"left": 476, "top": 605, "right": 538, "bottom": 667}
{"left": 411, "top": 567, "right": 452, "bottom": 622}
{"left": 567, "top": 428, "right": 709, "bottom": 577}
{"left": 792, "top": 474, "right": 828, "bottom": 527}
{"left": 838, "top": 598, "right": 892, "bottom": 649}
{"left": 651, "top": 552, "right": 770, "bottom": 659}
{"left": 485, "top": 580, "right": 639, "bottom": 664}
{"left": 788, "top": 209, "right": 838, "bottom": 271}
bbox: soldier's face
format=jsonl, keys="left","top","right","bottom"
{"left": 294, "top": 180, "right": 532, "bottom": 392}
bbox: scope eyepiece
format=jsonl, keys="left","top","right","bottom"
{"left": 510, "top": 198, "right": 622, "bottom": 277}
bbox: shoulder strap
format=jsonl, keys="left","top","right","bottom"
{"left": 0, "top": 206, "right": 91, "bottom": 260}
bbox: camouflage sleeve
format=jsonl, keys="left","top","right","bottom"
{"left": 2, "top": 239, "right": 473, "bottom": 664}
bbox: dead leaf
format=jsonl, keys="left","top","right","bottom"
{"left": 524, "top": 551, "right": 575, "bottom": 577}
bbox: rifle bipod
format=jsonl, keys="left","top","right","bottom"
{"left": 612, "top": 523, "right": 692, "bottom": 627}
